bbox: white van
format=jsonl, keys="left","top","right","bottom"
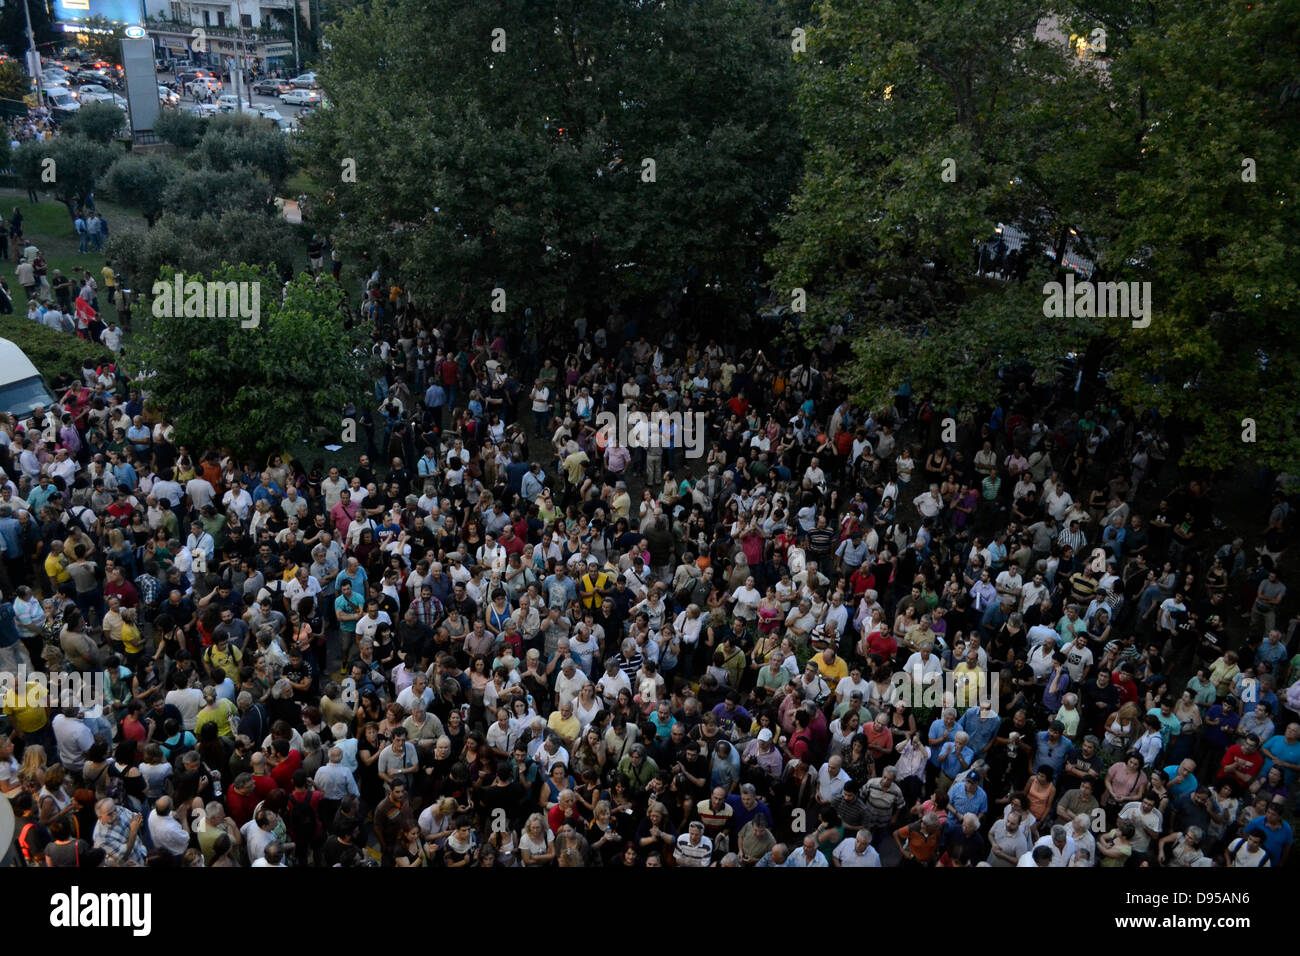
{"left": 0, "top": 338, "right": 57, "bottom": 418}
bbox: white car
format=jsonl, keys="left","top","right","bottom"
{"left": 280, "top": 88, "right": 321, "bottom": 106}
{"left": 216, "top": 94, "right": 241, "bottom": 112}
{"left": 75, "top": 83, "right": 110, "bottom": 100}
{"left": 47, "top": 91, "right": 79, "bottom": 113}
{"left": 186, "top": 77, "right": 223, "bottom": 97}
{"left": 159, "top": 85, "right": 180, "bottom": 106}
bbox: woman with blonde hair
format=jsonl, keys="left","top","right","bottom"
{"left": 418, "top": 796, "right": 459, "bottom": 843}
{"left": 1102, "top": 701, "right": 1141, "bottom": 758}
{"left": 519, "top": 812, "right": 556, "bottom": 867}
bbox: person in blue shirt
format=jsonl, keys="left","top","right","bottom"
{"left": 1243, "top": 801, "right": 1293, "bottom": 866}
{"left": 186, "top": 521, "right": 215, "bottom": 562}
{"left": 948, "top": 772, "right": 989, "bottom": 820}
{"left": 936, "top": 731, "right": 974, "bottom": 783}
{"left": 960, "top": 702, "right": 1002, "bottom": 759}
{"left": 1260, "top": 723, "right": 1300, "bottom": 788}
{"left": 1163, "top": 759, "right": 1199, "bottom": 799}
{"left": 251, "top": 474, "right": 283, "bottom": 506}
{"left": 927, "top": 708, "right": 959, "bottom": 770}
{"left": 1034, "top": 722, "right": 1076, "bottom": 775}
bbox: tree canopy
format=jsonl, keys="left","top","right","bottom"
{"left": 768, "top": 0, "right": 1300, "bottom": 471}
{"left": 133, "top": 265, "right": 367, "bottom": 458}
{"left": 300, "top": 0, "right": 800, "bottom": 327}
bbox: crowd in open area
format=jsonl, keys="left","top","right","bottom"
{"left": 0, "top": 264, "right": 1296, "bottom": 869}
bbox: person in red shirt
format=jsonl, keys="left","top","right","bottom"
{"left": 1217, "top": 735, "right": 1265, "bottom": 788}
{"left": 248, "top": 752, "right": 278, "bottom": 801}
{"left": 727, "top": 393, "right": 750, "bottom": 418}
{"left": 1110, "top": 665, "right": 1139, "bottom": 707}
{"left": 547, "top": 790, "right": 582, "bottom": 833}
{"left": 225, "top": 774, "right": 259, "bottom": 827}
{"left": 104, "top": 567, "right": 139, "bottom": 608}
{"left": 269, "top": 739, "right": 303, "bottom": 790}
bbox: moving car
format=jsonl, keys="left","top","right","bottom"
{"left": 186, "top": 76, "right": 223, "bottom": 97}
{"left": 289, "top": 71, "right": 318, "bottom": 88}
{"left": 217, "top": 93, "right": 242, "bottom": 112}
{"left": 0, "top": 339, "right": 57, "bottom": 419}
{"left": 159, "top": 85, "right": 180, "bottom": 106}
{"left": 280, "top": 88, "right": 322, "bottom": 106}
{"left": 252, "top": 78, "right": 291, "bottom": 96}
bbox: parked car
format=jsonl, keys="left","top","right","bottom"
{"left": 280, "top": 88, "right": 322, "bottom": 106}
{"left": 289, "top": 71, "right": 318, "bottom": 88}
{"left": 74, "top": 83, "right": 111, "bottom": 101}
{"left": 159, "top": 85, "right": 180, "bottom": 106}
{"left": 216, "top": 93, "right": 242, "bottom": 112}
{"left": 47, "top": 91, "right": 79, "bottom": 113}
{"left": 0, "top": 339, "right": 58, "bottom": 418}
{"left": 253, "top": 78, "right": 291, "bottom": 96}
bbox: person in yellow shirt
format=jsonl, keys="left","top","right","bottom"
{"left": 578, "top": 564, "right": 611, "bottom": 611}
{"left": 44, "top": 540, "right": 70, "bottom": 588}
{"left": 953, "top": 651, "right": 988, "bottom": 709}
{"left": 2, "top": 676, "right": 49, "bottom": 736}
{"left": 546, "top": 700, "right": 581, "bottom": 749}
{"left": 203, "top": 635, "right": 243, "bottom": 683}
{"left": 194, "top": 686, "right": 239, "bottom": 740}
{"left": 813, "top": 647, "right": 849, "bottom": 691}
{"left": 120, "top": 608, "right": 145, "bottom": 663}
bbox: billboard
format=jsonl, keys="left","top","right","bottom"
{"left": 120, "top": 36, "right": 158, "bottom": 133}
{"left": 52, "top": 0, "right": 142, "bottom": 24}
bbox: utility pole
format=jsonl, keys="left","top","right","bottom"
{"left": 236, "top": 8, "right": 252, "bottom": 109}
{"left": 291, "top": 0, "right": 301, "bottom": 74}
{"left": 23, "top": 0, "right": 43, "bottom": 109}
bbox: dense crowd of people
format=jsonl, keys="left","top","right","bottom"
{"left": 0, "top": 269, "right": 1296, "bottom": 869}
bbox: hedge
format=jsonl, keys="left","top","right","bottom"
{"left": 0, "top": 313, "right": 116, "bottom": 381}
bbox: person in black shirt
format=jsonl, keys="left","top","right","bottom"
{"left": 1081, "top": 670, "right": 1120, "bottom": 736}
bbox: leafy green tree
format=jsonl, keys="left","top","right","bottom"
{"left": 1079, "top": 0, "right": 1300, "bottom": 471}
{"left": 102, "top": 153, "right": 180, "bottom": 226}
{"left": 12, "top": 136, "right": 115, "bottom": 222}
{"left": 161, "top": 164, "right": 274, "bottom": 218}
{"left": 154, "top": 109, "right": 207, "bottom": 149}
{"left": 134, "top": 265, "right": 367, "bottom": 458}
{"left": 195, "top": 126, "right": 293, "bottom": 192}
{"left": 76, "top": 16, "right": 131, "bottom": 66}
{"left": 107, "top": 209, "right": 300, "bottom": 294}
{"left": 301, "top": 0, "right": 798, "bottom": 327}
{"left": 0, "top": 0, "right": 55, "bottom": 59}
{"left": 0, "top": 58, "right": 28, "bottom": 100}
{"left": 769, "top": 0, "right": 1299, "bottom": 470}
{"left": 63, "top": 101, "right": 126, "bottom": 144}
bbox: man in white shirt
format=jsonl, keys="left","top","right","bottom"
{"left": 597, "top": 659, "right": 631, "bottom": 706}
{"left": 52, "top": 708, "right": 95, "bottom": 773}
{"left": 165, "top": 681, "right": 206, "bottom": 731}
{"left": 832, "top": 829, "right": 881, "bottom": 867}
{"left": 553, "top": 658, "right": 587, "bottom": 710}
{"left": 816, "top": 755, "right": 851, "bottom": 804}
{"left": 731, "top": 577, "right": 761, "bottom": 622}
{"left": 1031, "top": 825, "right": 1076, "bottom": 867}
{"left": 355, "top": 602, "right": 392, "bottom": 645}
{"left": 1020, "top": 574, "right": 1049, "bottom": 614}
{"left": 240, "top": 810, "right": 280, "bottom": 863}
{"left": 148, "top": 797, "right": 192, "bottom": 857}
{"left": 185, "top": 474, "right": 216, "bottom": 511}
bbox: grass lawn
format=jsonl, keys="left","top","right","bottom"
{"left": 1, "top": 187, "right": 147, "bottom": 285}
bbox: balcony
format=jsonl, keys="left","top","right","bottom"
{"left": 145, "top": 16, "right": 291, "bottom": 41}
